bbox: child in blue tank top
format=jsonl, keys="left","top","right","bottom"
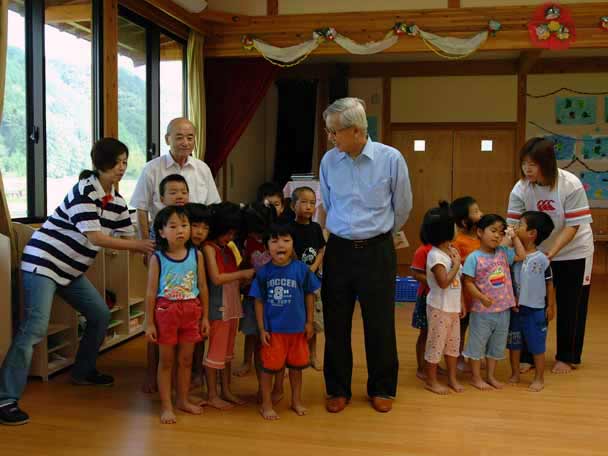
{"left": 145, "top": 206, "right": 210, "bottom": 424}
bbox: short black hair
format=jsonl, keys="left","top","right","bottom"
{"left": 79, "top": 138, "right": 129, "bottom": 180}
{"left": 421, "top": 201, "right": 454, "bottom": 247}
{"left": 185, "top": 203, "right": 211, "bottom": 226}
{"left": 451, "top": 196, "right": 477, "bottom": 230}
{"left": 257, "top": 182, "right": 283, "bottom": 203}
{"left": 477, "top": 214, "right": 507, "bottom": 232}
{"left": 291, "top": 186, "right": 315, "bottom": 204}
{"left": 208, "top": 202, "right": 243, "bottom": 241}
{"left": 521, "top": 211, "right": 555, "bottom": 246}
{"left": 263, "top": 223, "right": 294, "bottom": 248}
{"left": 243, "top": 201, "right": 276, "bottom": 235}
{"left": 153, "top": 205, "right": 190, "bottom": 252}
{"left": 159, "top": 174, "right": 189, "bottom": 197}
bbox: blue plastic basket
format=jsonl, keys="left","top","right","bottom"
{"left": 395, "top": 276, "right": 418, "bottom": 302}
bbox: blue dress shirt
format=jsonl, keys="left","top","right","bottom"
{"left": 320, "top": 139, "right": 413, "bottom": 240}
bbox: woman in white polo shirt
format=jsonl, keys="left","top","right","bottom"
{"left": 507, "top": 137, "right": 593, "bottom": 375}
{"left": 0, "top": 138, "right": 155, "bottom": 425}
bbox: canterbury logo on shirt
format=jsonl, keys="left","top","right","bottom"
{"left": 536, "top": 200, "right": 556, "bottom": 211}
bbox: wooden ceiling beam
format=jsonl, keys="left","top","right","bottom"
{"left": 204, "top": 3, "right": 608, "bottom": 57}
{"left": 139, "top": 0, "right": 208, "bottom": 35}
{"left": 120, "top": 0, "right": 189, "bottom": 40}
{"left": 45, "top": 4, "right": 91, "bottom": 23}
{"left": 517, "top": 50, "right": 543, "bottom": 75}
{"left": 531, "top": 57, "right": 608, "bottom": 74}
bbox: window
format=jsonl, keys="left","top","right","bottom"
{"left": 44, "top": 0, "right": 93, "bottom": 214}
{"left": 1, "top": 2, "right": 187, "bottom": 219}
{"left": 118, "top": 15, "right": 147, "bottom": 205}
{"left": 160, "top": 34, "right": 186, "bottom": 155}
{"left": 414, "top": 140, "right": 426, "bottom": 152}
{"left": 0, "top": 3, "right": 27, "bottom": 218}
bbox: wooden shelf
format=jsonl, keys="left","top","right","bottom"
{"left": 594, "top": 234, "right": 608, "bottom": 242}
{"left": 129, "top": 297, "right": 144, "bottom": 307}
{"left": 48, "top": 323, "right": 71, "bottom": 336}
{"left": 48, "top": 341, "right": 72, "bottom": 355}
{"left": 48, "top": 357, "right": 74, "bottom": 374}
{"left": 129, "top": 325, "right": 144, "bottom": 335}
{"left": 107, "top": 320, "right": 123, "bottom": 330}
{"left": 110, "top": 306, "right": 122, "bottom": 314}
{"left": 129, "top": 311, "right": 144, "bottom": 320}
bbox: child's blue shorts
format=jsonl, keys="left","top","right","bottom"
{"left": 507, "top": 305, "right": 547, "bottom": 355}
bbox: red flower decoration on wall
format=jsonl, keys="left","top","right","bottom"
{"left": 528, "top": 2, "right": 576, "bottom": 50}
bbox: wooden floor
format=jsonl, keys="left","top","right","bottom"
{"left": 2, "top": 282, "right": 608, "bottom": 456}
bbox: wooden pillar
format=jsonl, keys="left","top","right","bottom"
{"left": 267, "top": 0, "right": 278, "bottom": 16}
{"left": 382, "top": 77, "right": 391, "bottom": 145}
{"left": 516, "top": 51, "right": 542, "bottom": 153}
{"left": 103, "top": 0, "right": 118, "bottom": 138}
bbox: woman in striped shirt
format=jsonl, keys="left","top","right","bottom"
{"left": 507, "top": 138, "right": 594, "bottom": 376}
{"left": 0, "top": 138, "right": 155, "bottom": 426}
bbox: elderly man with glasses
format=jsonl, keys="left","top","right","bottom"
{"left": 320, "top": 97, "right": 412, "bottom": 414}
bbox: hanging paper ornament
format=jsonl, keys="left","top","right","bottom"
{"left": 528, "top": 2, "right": 575, "bottom": 50}
{"left": 488, "top": 20, "right": 502, "bottom": 36}
{"left": 600, "top": 16, "right": 608, "bottom": 31}
{"left": 241, "top": 35, "right": 254, "bottom": 50}
{"left": 315, "top": 27, "right": 337, "bottom": 42}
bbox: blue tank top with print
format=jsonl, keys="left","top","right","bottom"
{"left": 155, "top": 247, "right": 199, "bottom": 300}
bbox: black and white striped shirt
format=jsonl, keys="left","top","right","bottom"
{"left": 21, "top": 176, "right": 134, "bottom": 285}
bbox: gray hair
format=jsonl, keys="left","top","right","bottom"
{"left": 323, "top": 97, "right": 368, "bottom": 136}
{"left": 166, "top": 117, "right": 196, "bottom": 136}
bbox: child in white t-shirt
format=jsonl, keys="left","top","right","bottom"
{"left": 422, "top": 201, "right": 467, "bottom": 395}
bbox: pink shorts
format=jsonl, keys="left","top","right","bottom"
{"left": 155, "top": 297, "right": 202, "bottom": 345}
{"left": 203, "top": 319, "right": 239, "bottom": 369}
{"left": 424, "top": 306, "right": 461, "bottom": 364}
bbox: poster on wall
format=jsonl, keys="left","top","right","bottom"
{"left": 580, "top": 171, "right": 608, "bottom": 206}
{"left": 367, "top": 116, "right": 378, "bottom": 141}
{"left": 555, "top": 96, "right": 597, "bottom": 125}
{"left": 545, "top": 135, "right": 576, "bottom": 160}
{"left": 582, "top": 136, "right": 608, "bottom": 160}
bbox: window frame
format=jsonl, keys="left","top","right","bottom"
{"left": 9, "top": 1, "right": 188, "bottom": 222}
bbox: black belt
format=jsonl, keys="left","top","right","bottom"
{"left": 329, "top": 232, "right": 391, "bottom": 249}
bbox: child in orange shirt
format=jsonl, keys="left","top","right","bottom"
{"left": 450, "top": 196, "right": 483, "bottom": 371}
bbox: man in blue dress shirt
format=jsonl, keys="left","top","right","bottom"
{"left": 320, "top": 98, "right": 412, "bottom": 413}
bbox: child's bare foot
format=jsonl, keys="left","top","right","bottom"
{"left": 425, "top": 381, "right": 449, "bottom": 395}
{"left": 259, "top": 406, "right": 280, "bottom": 420}
{"left": 142, "top": 376, "right": 158, "bottom": 394}
{"left": 415, "top": 370, "right": 427, "bottom": 381}
{"left": 519, "top": 362, "right": 533, "bottom": 374}
{"left": 221, "top": 391, "right": 247, "bottom": 406}
{"left": 551, "top": 361, "right": 572, "bottom": 374}
{"left": 310, "top": 357, "right": 322, "bottom": 371}
{"left": 176, "top": 400, "right": 203, "bottom": 415}
{"left": 271, "top": 391, "right": 284, "bottom": 405}
{"left": 233, "top": 363, "right": 252, "bottom": 377}
{"left": 291, "top": 403, "right": 308, "bottom": 416}
{"left": 528, "top": 380, "right": 544, "bottom": 392}
{"left": 470, "top": 378, "right": 492, "bottom": 390}
{"left": 448, "top": 380, "right": 465, "bottom": 393}
{"left": 508, "top": 374, "right": 520, "bottom": 385}
{"left": 160, "top": 408, "right": 177, "bottom": 424}
{"left": 207, "top": 397, "right": 234, "bottom": 410}
{"left": 487, "top": 377, "right": 504, "bottom": 389}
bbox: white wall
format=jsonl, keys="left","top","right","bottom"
{"left": 206, "top": 0, "right": 266, "bottom": 15}
{"left": 348, "top": 78, "right": 383, "bottom": 140}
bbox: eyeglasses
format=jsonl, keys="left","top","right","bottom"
{"left": 324, "top": 126, "right": 351, "bottom": 136}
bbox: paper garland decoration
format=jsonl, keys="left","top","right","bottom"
{"left": 528, "top": 3, "right": 575, "bottom": 50}
{"left": 242, "top": 21, "right": 501, "bottom": 66}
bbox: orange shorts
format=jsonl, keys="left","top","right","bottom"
{"left": 260, "top": 332, "right": 309, "bottom": 373}
{"left": 154, "top": 297, "right": 202, "bottom": 345}
{"left": 203, "top": 319, "right": 238, "bottom": 369}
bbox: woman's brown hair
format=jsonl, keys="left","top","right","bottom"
{"left": 519, "top": 137, "right": 558, "bottom": 189}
